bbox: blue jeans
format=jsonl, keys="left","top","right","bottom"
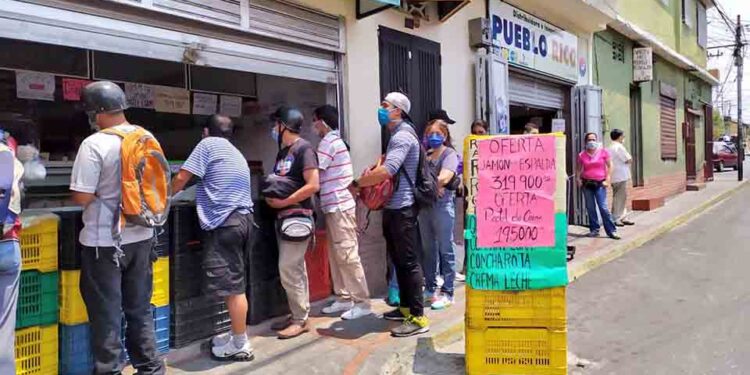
{"left": 583, "top": 185, "right": 617, "bottom": 236}
{"left": 0, "top": 239, "right": 21, "bottom": 375}
{"left": 419, "top": 199, "right": 457, "bottom": 296}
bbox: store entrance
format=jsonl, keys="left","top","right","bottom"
{"left": 508, "top": 105, "right": 559, "bottom": 134}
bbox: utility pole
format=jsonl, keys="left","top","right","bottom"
{"left": 735, "top": 14, "right": 744, "bottom": 181}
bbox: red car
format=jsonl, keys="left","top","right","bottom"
{"left": 714, "top": 142, "right": 739, "bottom": 172}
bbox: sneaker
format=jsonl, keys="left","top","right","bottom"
{"left": 341, "top": 303, "right": 372, "bottom": 320}
{"left": 608, "top": 233, "right": 621, "bottom": 240}
{"left": 431, "top": 295, "right": 454, "bottom": 310}
{"left": 391, "top": 316, "right": 430, "bottom": 337}
{"left": 423, "top": 291, "right": 438, "bottom": 304}
{"left": 383, "top": 307, "right": 408, "bottom": 321}
{"left": 210, "top": 332, "right": 231, "bottom": 347}
{"left": 455, "top": 273, "right": 466, "bottom": 282}
{"left": 586, "top": 232, "right": 599, "bottom": 238}
{"left": 386, "top": 287, "right": 400, "bottom": 307}
{"left": 322, "top": 300, "right": 354, "bottom": 315}
{"left": 211, "top": 337, "right": 254, "bottom": 362}
{"left": 622, "top": 220, "right": 635, "bottom": 226}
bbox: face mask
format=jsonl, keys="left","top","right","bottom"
{"left": 585, "top": 141, "right": 598, "bottom": 150}
{"left": 271, "top": 126, "right": 280, "bottom": 143}
{"left": 378, "top": 107, "right": 392, "bottom": 127}
{"left": 428, "top": 134, "right": 445, "bottom": 149}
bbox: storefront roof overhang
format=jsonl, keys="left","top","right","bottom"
{"left": 610, "top": 16, "right": 720, "bottom": 86}
{"left": 501, "top": 0, "right": 612, "bottom": 35}
{"left": 0, "top": 0, "right": 339, "bottom": 84}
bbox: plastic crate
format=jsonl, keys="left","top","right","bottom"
{"left": 54, "top": 208, "right": 84, "bottom": 270}
{"left": 151, "top": 257, "right": 169, "bottom": 306}
{"left": 19, "top": 214, "right": 59, "bottom": 272}
{"left": 170, "top": 243, "right": 203, "bottom": 301}
{"left": 15, "top": 324, "right": 58, "bottom": 375}
{"left": 466, "top": 287, "right": 566, "bottom": 329}
{"left": 16, "top": 271, "right": 58, "bottom": 329}
{"left": 305, "top": 230, "right": 331, "bottom": 302}
{"left": 171, "top": 295, "right": 230, "bottom": 348}
{"left": 60, "top": 270, "right": 89, "bottom": 324}
{"left": 466, "top": 327, "right": 567, "bottom": 375}
{"left": 59, "top": 323, "right": 94, "bottom": 375}
{"left": 246, "top": 278, "right": 289, "bottom": 325}
{"left": 153, "top": 305, "right": 170, "bottom": 355}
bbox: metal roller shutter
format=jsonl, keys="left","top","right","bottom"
{"left": 660, "top": 95, "right": 678, "bottom": 160}
{"left": 509, "top": 72, "right": 565, "bottom": 110}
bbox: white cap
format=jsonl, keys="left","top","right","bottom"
{"left": 384, "top": 92, "right": 411, "bottom": 115}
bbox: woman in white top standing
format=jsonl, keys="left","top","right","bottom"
{"left": 608, "top": 129, "right": 635, "bottom": 227}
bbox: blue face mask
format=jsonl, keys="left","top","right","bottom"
{"left": 378, "top": 107, "right": 392, "bottom": 127}
{"left": 585, "top": 141, "right": 598, "bottom": 150}
{"left": 271, "top": 126, "right": 280, "bottom": 143}
{"left": 428, "top": 134, "right": 445, "bottom": 149}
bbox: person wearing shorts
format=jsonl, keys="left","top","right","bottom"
{"left": 172, "top": 115, "right": 255, "bottom": 361}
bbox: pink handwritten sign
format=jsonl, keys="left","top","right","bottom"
{"left": 476, "top": 136, "right": 557, "bottom": 248}
{"left": 62, "top": 78, "right": 91, "bottom": 101}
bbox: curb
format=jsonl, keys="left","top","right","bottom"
{"left": 381, "top": 180, "right": 750, "bottom": 374}
{"left": 568, "top": 180, "right": 750, "bottom": 281}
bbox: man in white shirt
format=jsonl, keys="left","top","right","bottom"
{"left": 70, "top": 81, "right": 164, "bottom": 375}
{"left": 608, "top": 129, "right": 635, "bottom": 227}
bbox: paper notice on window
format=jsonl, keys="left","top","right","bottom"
{"left": 125, "top": 83, "right": 155, "bottom": 109}
{"left": 62, "top": 78, "right": 91, "bottom": 101}
{"left": 551, "top": 119, "right": 566, "bottom": 133}
{"left": 16, "top": 71, "right": 55, "bottom": 101}
{"left": 219, "top": 95, "right": 242, "bottom": 118}
{"left": 154, "top": 86, "right": 190, "bottom": 114}
{"left": 192, "top": 93, "right": 218, "bottom": 115}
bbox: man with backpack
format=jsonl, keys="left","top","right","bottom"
{"left": 70, "top": 81, "right": 167, "bottom": 375}
{"left": 351, "top": 92, "right": 431, "bottom": 337}
{"left": 171, "top": 115, "right": 254, "bottom": 361}
{"left": 0, "top": 130, "right": 23, "bottom": 375}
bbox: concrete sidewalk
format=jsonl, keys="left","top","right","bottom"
{"left": 146, "top": 171, "right": 749, "bottom": 375}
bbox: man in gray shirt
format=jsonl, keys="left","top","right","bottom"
{"left": 351, "top": 92, "right": 428, "bottom": 337}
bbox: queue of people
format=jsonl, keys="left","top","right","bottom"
{"left": 0, "top": 79, "right": 639, "bottom": 373}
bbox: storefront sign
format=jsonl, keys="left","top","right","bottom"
{"left": 551, "top": 118, "right": 565, "bottom": 133}
{"left": 490, "top": 1, "right": 579, "bottom": 81}
{"left": 476, "top": 136, "right": 557, "bottom": 248}
{"left": 633, "top": 47, "right": 653, "bottom": 82}
{"left": 62, "top": 78, "right": 90, "bottom": 101}
{"left": 16, "top": 71, "right": 55, "bottom": 101}
{"left": 125, "top": 83, "right": 155, "bottom": 109}
{"left": 192, "top": 93, "right": 218, "bottom": 115}
{"left": 154, "top": 86, "right": 190, "bottom": 114}
{"left": 220, "top": 95, "right": 242, "bottom": 118}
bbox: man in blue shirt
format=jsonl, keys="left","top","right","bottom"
{"left": 172, "top": 115, "right": 254, "bottom": 361}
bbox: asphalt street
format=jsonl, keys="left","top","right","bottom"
{"left": 568, "top": 184, "right": 750, "bottom": 374}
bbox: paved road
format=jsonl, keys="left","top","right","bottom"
{"left": 568, "top": 184, "right": 750, "bottom": 374}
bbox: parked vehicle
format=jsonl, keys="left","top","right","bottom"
{"left": 714, "top": 141, "right": 739, "bottom": 172}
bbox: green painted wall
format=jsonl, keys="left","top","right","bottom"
{"left": 595, "top": 28, "right": 711, "bottom": 180}
{"left": 614, "top": 0, "right": 707, "bottom": 67}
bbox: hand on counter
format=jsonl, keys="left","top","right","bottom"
{"left": 265, "top": 197, "right": 290, "bottom": 209}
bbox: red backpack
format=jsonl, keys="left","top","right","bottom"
{"left": 359, "top": 155, "right": 394, "bottom": 211}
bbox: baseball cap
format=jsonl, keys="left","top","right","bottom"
{"left": 428, "top": 109, "right": 456, "bottom": 124}
{"left": 384, "top": 92, "right": 411, "bottom": 115}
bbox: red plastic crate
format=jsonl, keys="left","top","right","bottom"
{"left": 305, "top": 230, "right": 331, "bottom": 302}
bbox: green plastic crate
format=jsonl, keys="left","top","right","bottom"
{"left": 16, "top": 270, "right": 58, "bottom": 328}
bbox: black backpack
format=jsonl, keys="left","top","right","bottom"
{"left": 398, "top": 127, "right": 439, "bottom": 210}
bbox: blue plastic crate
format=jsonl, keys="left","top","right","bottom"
{"left": 121, "top": 304, "right": 171, "bottom": 362}
{"left": 59, "top": 323, "right": 94, "bottom": 375}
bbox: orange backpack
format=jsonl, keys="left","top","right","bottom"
{"left": 101, "top": 126, "right": 171, "bottom": 234}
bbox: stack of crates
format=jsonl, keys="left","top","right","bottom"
{"left": 462, "top": 134, "right": 569, "bottom": 375}
{"left": 57, "top": 206, "right": 171, "bottom": 374}
{"left": 170, "top": 204, "right": 231, "bottom": 348}
{"left": 16, "top": 213, "right": 59, "bottom": 375}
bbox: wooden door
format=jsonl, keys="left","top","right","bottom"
{"left": 684, "top": 110, "right": 697, "bottom": 181}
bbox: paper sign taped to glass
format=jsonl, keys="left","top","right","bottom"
{"left": 462, "top": 133, "right": 568, "bottom": 291}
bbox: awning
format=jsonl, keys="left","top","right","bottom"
{"left": 356, "top": 0, "right": 398, "bottom": 19}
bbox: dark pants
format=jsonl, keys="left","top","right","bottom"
{"left": 383, "top": 205, "right": 424, "bottom": 317}
{"left": 80, "top": 239, "right": 164, "bottom": 375}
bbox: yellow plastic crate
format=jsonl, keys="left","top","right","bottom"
{"left": 466, "top": 327, "right": 566, "bottom": 375}
{"left": 466, "top": 286, "right": 566, "bottom": 329}
{"left": 60, "top": 270, "right": 89, "bottom": 324}
{"left": 15, "top": 324, "right": 58, "bottom": 375}
{"left": 19, "top": 214, "right": 59, "bottom": 272}
{"left": 151, "top": 256, "right": 170, "bottom": 306}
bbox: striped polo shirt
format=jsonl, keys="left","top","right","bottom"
{"left": 182, "top": 137, "right": 253, "bottom": 230}
{"left": 317, "top": 130, "right": 356, "bottom": 213}
{"left": 384, "top": 122, "right": 420, "bottom": 210}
